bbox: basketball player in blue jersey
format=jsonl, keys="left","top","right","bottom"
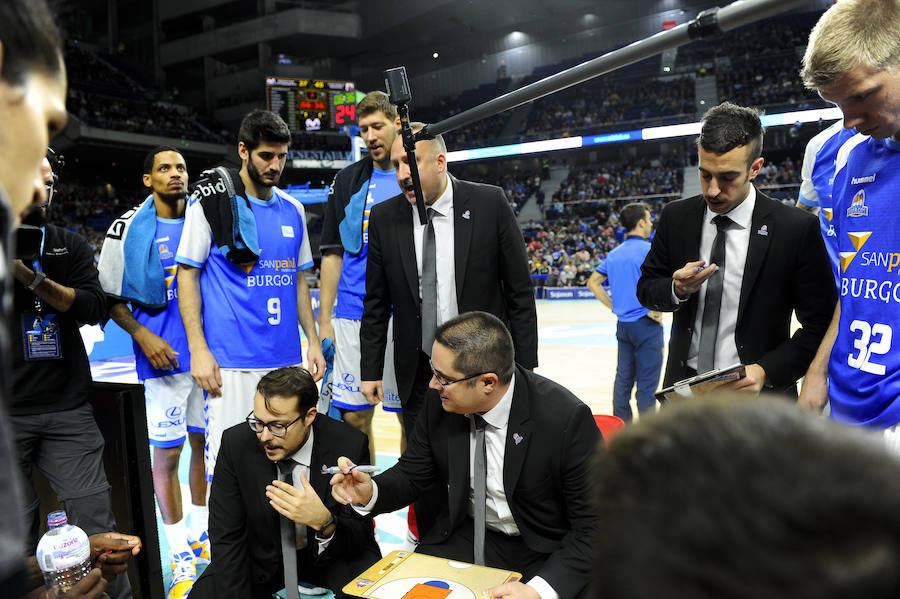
{"left": 99, "top": 147, "right": 208, "bottom": 598}
{"left": 800, "top": 0, "right": 900, "bottom": 449}
{"left": 176, "top": 110, "right": 325, "bottom": 482}
{"left": 318, "top": 91, "right": 404, "bottom": 460}
{"left": 796, "top": 120, "right": 861, "bottom": 286}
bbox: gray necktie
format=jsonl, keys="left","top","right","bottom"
{"left": 473, "top": 415, "right": 487, "bottom": 566}
{"left": 697, "top": 215, "right": 732, "bottom": 373}
{"left": 421, "top": 207, "right": 438, "bottom": 355}
{"left": 277, "top": 461, "right": 300, "bottom": 599}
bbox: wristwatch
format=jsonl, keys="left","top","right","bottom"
{"left": 316, "top": 514, "right": 336, "bottom": 540}
{"left": 26, "top": 270, "right": 46, "bottom": 291}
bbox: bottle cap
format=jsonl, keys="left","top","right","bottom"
{"left": 47, "top": 510, "right": 68, "bottom": 528}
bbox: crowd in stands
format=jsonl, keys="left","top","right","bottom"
{"left": 520, "top": 76, "right": 695, "bottom": 142}
{"left": 452, "top": 166, "right": 543, "bottom": 213}
{"left": 676, "top": 12, "right": 817, "bottom": 69}
{"left": 545, "top": 158, "right": 683, "bottom": 220}
{"left": 718, "top": 52, "right": 824, "bottom": 112}
{"left": 65, "top": 42, "right": 230, "bottom": 144}
{"left": 48, "top": 181, "right": 131, "bottom": 263}
{"left": 755, "top": 155, "right": 802, "bottom": 203}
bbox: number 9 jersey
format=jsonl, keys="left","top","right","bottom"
{"left": 829, "top": 135, "right": 900, "bottom": 428}
{"left": 176, "top": 188, "right": 314, "bottom": 369}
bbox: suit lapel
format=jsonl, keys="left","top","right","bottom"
{"left": 397, "top": 200, "right": 419, "bottom": 302}
{"left": 502, "top": 370, "right": 532, "bottom": 496}
{"left": 252, "top": 443, "right": 280, "bottom": 532}
{"left": 451, "top": 176, "right": 472, "bottom": 298}
{"left": 308, "top": 418, "right": 332, "bottom": 501}
{"left": 446, "top": 413, "right": 470, "bottom": 528}
{"left": 683, "top": 197, "right": 708, "bottom": 320}
{"left": 738, "top": 192, "right": 772, "bottom": 321}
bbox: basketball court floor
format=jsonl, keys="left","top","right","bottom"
{"left": 89, "top": 299, "right": 672, "bottom": 593}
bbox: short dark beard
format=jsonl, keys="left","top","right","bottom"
{"left": 247, "top": 159, "right": 278, "bottom": 189}
{"left": 156, "top": 190, "right": 186, "bottom": 206}
{"left": 21, "top": 207, "right": 47, "bottom": 227}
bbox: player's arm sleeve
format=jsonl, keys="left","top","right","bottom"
{"left": 319, "top": 172, "right": 345, "bottom": 253}
{"left": 294, "top": 201, "right": 315, "bottom": 271}
{"left": 175, "top": 198, "right": 212, "bottom": 268}
{"left": 206, "top": 432, "right": 254, "bottom": 596}
{"left": 65, "top": 234, "right": 107, "bottom": 325}
{"left": 636, "top": 207, "right": 680, "bottom": 312}
{"left": 359, "top": 207, "right": 391, "bottom": 380}
{"left": 797, "top": 137, "right": 820, "bottom": 207}
{"left": 756, "top": 213, "right": 838, "bottom": 388}
{"left": 496, "top": 188, "right": 539, "bottom": 369}
{"left": 534, "top": 403, "right": 600, "bottom": 599}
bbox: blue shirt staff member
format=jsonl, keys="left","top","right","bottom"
{"left": 587, "top": 202, "right": 662, "bottom": 422}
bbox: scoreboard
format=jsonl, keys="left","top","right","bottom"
{"left": 266, "top": 77, "right": 359, "bottom": 132}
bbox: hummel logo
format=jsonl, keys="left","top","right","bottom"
{"left": 851, "top": 174, "right": 876, "bottom": 185}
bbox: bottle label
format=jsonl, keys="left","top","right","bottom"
{"left": 39, "top": 532, "right": 90, "bottom": 571}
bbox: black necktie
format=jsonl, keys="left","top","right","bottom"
{"left": 473, "top": 415, "right": 487, "bottom": 566}
{"left": 277, "top": 461, "right": 300, "bottom": 599}
{"left": 421, "top": 207, "right": 438, "bottom": 355}
{"left": 697, "top": 215, "right": 732, "bottom": 373}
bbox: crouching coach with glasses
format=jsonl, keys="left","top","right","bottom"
{"left": 331, "top": 311, "right": 600, "bottom": 599}
{"left": 191, "top": 367, "right": 380, "bottom": 599}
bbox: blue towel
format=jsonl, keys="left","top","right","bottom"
{"left": 191, "top": 167, "right": 260, "bottom": 270}
{"left": 317, "top": 337, "right": 343, "bottom": 421}
{"left": 337, "top": 182, "right": 368, "bottom": 255}
{"left": 97, "top": 196, "right": 166, "bottom": 308}
{"left": 122, "top": 197, "right": 166, "bottom": 306}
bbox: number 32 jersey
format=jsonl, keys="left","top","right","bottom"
{"left": 830, "top": 136, "right": 900, "bottom": 428}
{"left": 176, "top": 188, "right": 313, "bottom": 369}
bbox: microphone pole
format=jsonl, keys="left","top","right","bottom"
{"left": 384, "top": 67, "right": 429, "bottom": 226}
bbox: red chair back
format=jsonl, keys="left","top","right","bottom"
{"left": 593, "top": 414, "right": 625, "bottom": 441}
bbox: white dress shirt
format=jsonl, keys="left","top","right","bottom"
{"left": 412, "top": 178, "right": 459, "bottom": 326}
{"left": 467, "top": 373, "right": 517, "bottom": 535}
{"left": 686, "top": 185, "right": 756, "bottom": 371}
{"left": 282, "top": 427, "right": 331, "bottom": 553}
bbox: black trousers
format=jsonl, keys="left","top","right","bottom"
{"left": 400, "top": 351, "right": 443, "bottom": 540}
{"left": 401, "top": 351, "right": 433, "bottom": 442}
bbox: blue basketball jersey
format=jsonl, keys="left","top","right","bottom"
{"left": 334, "top": 166, "right": 400, "bottom": 320}
{"left": 798, "top": 121, "right": 862, "bottom": 286}
{"left": 133, "top": 217, "right": 191, "bottom": 381}
{"left": 828, "top": 136, "right": 900, "bottom": 428}
{"left": 176, "top": 188, "right": 314, "bottom": 369}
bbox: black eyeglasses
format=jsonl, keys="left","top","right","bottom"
{"left": 430, "top": 360, "right": 490, "bottom": 390}
{"left": 246, "top": 411, "right": 303, "bottom": 438}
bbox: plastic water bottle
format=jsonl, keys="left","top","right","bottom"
{"left": 35, "top": 511, "right": 92, "bottom": 596}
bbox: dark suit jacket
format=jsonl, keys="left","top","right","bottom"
{"left": 369, "top": 366, "right": 600, "bottom": 599}
{"left": 192, "top": 415, "right": 380, "bottom": 599}
{"left": 636, "top": 191, "right": 837, "bottom": 393}
{"left": 360, "top": 176, "right": 538, "bottom": 402}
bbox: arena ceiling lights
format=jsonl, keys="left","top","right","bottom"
{"left": 445, "top": 107, "right": 843, "bottom": 163}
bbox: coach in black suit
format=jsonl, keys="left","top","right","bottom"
{"left": 192, "top": 367, "right": 380, "bottom": 599}
{"left": 637, "top": 102, "right": 836, "bottom": 395}
{"left": 335, "top": 312, "right": 599, "bottom": 599}
{"left": 360, "top": 125, "right": 538, "bottom": 438}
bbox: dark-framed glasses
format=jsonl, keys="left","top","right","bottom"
{"left": 430, "top": 360, "right": 490, "bottom": 390}
{"left": 245, "top": 411, "right": 302, "bottom": 438}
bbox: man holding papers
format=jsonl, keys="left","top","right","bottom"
{"left": 637, "top": 102, "right": 836, "bottom": 396}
